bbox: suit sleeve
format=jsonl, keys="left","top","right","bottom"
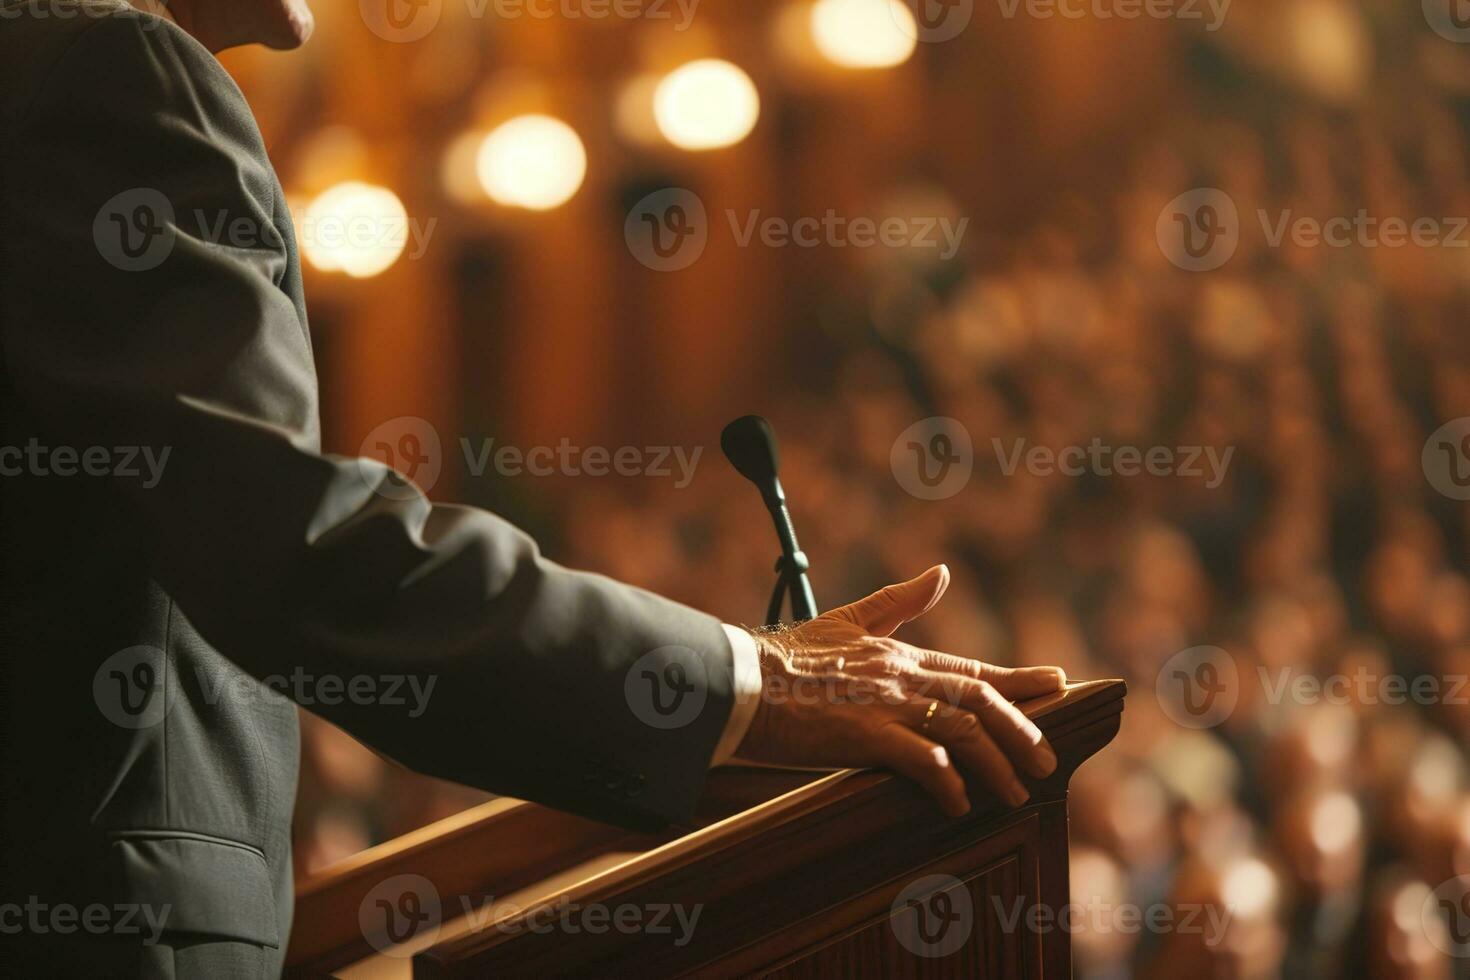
{"left": 0, "top": 11, "right": 736, "bottom": 831}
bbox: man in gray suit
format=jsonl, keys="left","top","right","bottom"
{"left": 0, "top": 0, "right": 1065, "bottom": 974}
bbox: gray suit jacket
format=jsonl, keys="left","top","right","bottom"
{"left": 0, "top": 3, "right": 737, "bottom": 975}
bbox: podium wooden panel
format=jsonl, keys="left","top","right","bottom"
{"left": 286, "top": 679, "right": 1125, "bottom": 979}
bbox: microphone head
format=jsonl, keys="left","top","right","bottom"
{"left": 720, "top": 415, "right": 780, "bottom": 487}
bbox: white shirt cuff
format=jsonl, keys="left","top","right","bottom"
{"left": 710, "top": 624, "right": 762, "bottom": 767}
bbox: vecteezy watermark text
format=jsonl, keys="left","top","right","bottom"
{"left": 0, "top": 0, "right": 168, "bottom": 26}
{"left": 992, "top": 437, "right": 1234, "bottom": 488}
{"left": 624, "top": 188, "right": 969, "bottom": 272}
{"left": 459, "top": 437, "right": 702, "bottom": 488}
{"left": 0, "top": 440, "right": 170, "bottom": 488}
{"left": 725, "top": 210, "right": 968, "bottom": 260}
{"left": 94, "top": 646, "right": 439, "bottom": 730}
{"left": 995, "top": 0, "right": 1230, "bottom": 31}
{"left": 1257, "top": 666, "right": 1469, "bottom": 708}
{"left": 360, "top": 0, "right": 698, "bottom": 43}
{"left": 1157, "top": 187, "right": 1470, "bottom": 272}
{"left": 889, "top": 873, "right": 1233, "bottom": 959}
{"left": 199, "top": 664, "right": 439, "bottom": 718}
{"left": 0, "top": 898, "right": 170, "bottom": 944}
{"left": 355, "top": 418, "right": 706, "bottom": 500}
{"left": 1257, "top": 210, "right": 1470, "bottom": 250}
{"left": 93, "top": 188, "right": 436, "bottom": 273}
{"left": 1157, "top": 646, "right": 1470, "bottom": 730}
{"left": 357, "top": 873, "right": 701, "bottom": 956}
{"left": 623, "top": 642, "right": 1024, "bottom": 734}
{"left": 992, "top": 895, "right": 1232, "bottom": 945}
{"left": 889, "top": 419, "right": 1237, "bottom": 501}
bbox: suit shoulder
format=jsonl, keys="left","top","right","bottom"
{"left": 0, "top": 0, "right": 256, "bottom": 147}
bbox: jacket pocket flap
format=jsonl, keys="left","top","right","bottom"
{"left": 109, "top": 832, "right": 279, "bottom": 948}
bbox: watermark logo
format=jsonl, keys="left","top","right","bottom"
{"left": 1423, "top": 418, "right": 1470, "bottom": 500}
{"left": 891, "top": 873, "right": 974, "bottom": 958}
{"left": 359, "top": 416, "right": 443, "bottom": 500}
{"left": 892, "top": 0, "right": 973, "bottom": 43}
{"left": 94, "top": 188, "right": 175, "bottom": 272}
{"left": 1157, "top": 188, "right": 1239, "bottom": 272}
{"left": 360, "top": 874, "right": 442, "bottom": 954}
{"left": 625, "top": 188, "right": 710, "bottom": 272}
{"left": 361, "top": 0, "right": 442, "bottom": 41}
{"left": 624, "top": 646, "right": 708, "bottom": 730}
{"left": 892, "top": 417, "right": 974, "bottom": 500}
{"left": 93, "top": 646, "right": 175, "bottom": 730}
{"left": 1155, "top": 645, "right": 1238, "bottom": 729}
{"left": 1425, "top": 0, "right": 1470, "bottom": 43}
{"left": 1425, "top": 876, "right": 1470, "bottom": 956}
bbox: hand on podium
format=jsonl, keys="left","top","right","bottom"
{"left": 733, "top": 564, "right": 1067, "bottom": 818}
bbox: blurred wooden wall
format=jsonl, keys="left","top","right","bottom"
{"left": 218, "top": 0, "right": 1179, "bottom": 501}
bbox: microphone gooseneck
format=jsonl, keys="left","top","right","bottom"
{"left": 720, "top": 416, "right": 817, "bottom": 624}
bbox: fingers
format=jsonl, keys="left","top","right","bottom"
{"left": 913, "top": 675, "right": 1057, "bottom": 779}
{"left": 827, "top": 565, "right": 950, "bottom": 637}
{"left": 919, "top": 705, "right": 1033, "bottom": 809}
{"left": 919, "top": 652, "right": 1066, "bottom": 702}
{"left": 871, "top": 722, "right": 971, "bottom": 818}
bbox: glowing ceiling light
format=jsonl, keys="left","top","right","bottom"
{"left": 653, "top": 59, "right": 760, "bottom": 151}
{"left": 811, "top": 0, "right": 917, "bottom": 69}
{"left": 476, "top": 114, "right": 588, "bottom": 211}
{"left": 301, "top": 181, "right": 410, "bottom": 279}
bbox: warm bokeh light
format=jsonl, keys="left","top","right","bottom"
{"left": 476, "top": 114, "right": 588, "bottom": 211}
{"left": 810, "top": 0, "right": 917, "bottom": 69}
{"left": 300, "top": 181, "right": 409, "bottom": 279}
{"left": 441, "top": 130, "right": 487, "bottom": 206}
{"left": 653, "top": 59, "right": 761, "bottom": 151}
{"left": 1221, "top": 857, "right": 1279, "bottom": 919}
{"left": 293, "top": 126, "right": 368, "bottom": 190}
{"left": 1286, "top": 0, "right": 1369, "bottom": 102}
{"left": 614, "top": 73, "right": 663, "bottom": 147}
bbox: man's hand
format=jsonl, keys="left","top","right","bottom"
{"left": 734, "top": 565, "right": 1066, "bottom": 817}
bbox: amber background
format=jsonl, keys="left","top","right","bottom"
{"left": 225, "top": 2, "right": 1470, "bottom": 976}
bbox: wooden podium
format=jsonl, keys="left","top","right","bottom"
{"left": 286, "top": 679, "right": 1125, "bottom": 979}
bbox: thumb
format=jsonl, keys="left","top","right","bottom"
{"left": 829, "top": 565, "right": 951, "bottom": 637}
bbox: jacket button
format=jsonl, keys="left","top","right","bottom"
{"left": 623, "top": 774, "right": 646, "bottom": 798}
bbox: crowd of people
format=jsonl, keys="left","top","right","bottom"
{"left": 292, "top": 4, "right": 1470, "bottom": 976}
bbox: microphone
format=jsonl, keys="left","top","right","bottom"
{"left": 720, "top": 415, "right": 817, "bottom": 625}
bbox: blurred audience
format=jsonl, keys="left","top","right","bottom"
{"left": 293, "top": 2, "right": 1470, "bottom": 975}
